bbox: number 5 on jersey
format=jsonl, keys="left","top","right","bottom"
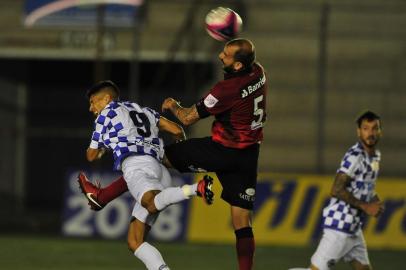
{"left": 251, "top": 95, "right": 265, "bottom": 130}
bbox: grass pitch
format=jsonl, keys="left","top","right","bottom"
{"left": 0, "top": 234, "right": 403, "bottom": 270}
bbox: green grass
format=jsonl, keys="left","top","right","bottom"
{"left": 0, "top": 235, "right": 404, "bottom": 270}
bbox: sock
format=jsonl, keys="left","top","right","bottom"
{"left": 235, "top": 227, "right": 255, "bottom": 270}
{"left": 181, "top": 183, "right": 198, "bottom": 197}
{"left": 134, "top": 242, "right": 170, "bottom": 270}
{"left": 153, "top": 187, "right": 189, "bottom": 211}
{"left": 98, "top": 176, "right": 128, "bottom": 205}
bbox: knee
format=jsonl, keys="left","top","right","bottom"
{"left": 145, "top": 203, "right": 158, "bottom": 214}
{"left": 141, "top": 191, "right": 160, "bottom": 214}
{"left": 127, "top": 238, "right": 143, "bottom": 252}
{"left": 141, "top": 198, "right": 158, "bottom": 214}
{"left": 231, "top": 209, "right": 252, "bottom": 230}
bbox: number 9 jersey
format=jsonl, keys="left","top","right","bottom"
{"left": 89, "top": 101, "right": 164, "bottom": 171}
{"left": 195, "top": 63, "right": 267, "bottom": 149}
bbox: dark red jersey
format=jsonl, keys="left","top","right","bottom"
{"left": 196, "top": 63, "right": 268, "bottom": 149}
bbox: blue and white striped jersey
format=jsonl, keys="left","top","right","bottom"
{"left": 89, "top": 101, "right": 164, "bottom": 171}
{"left": 322, "top": 142, "right": 381, "bottom": 234}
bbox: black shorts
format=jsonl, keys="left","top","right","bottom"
{"left": 165, "top": 137, "right": 259, "bottom": 210}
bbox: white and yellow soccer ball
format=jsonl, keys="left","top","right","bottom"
{"left": 205, "top": 7, "right": 242, "bottom": 41}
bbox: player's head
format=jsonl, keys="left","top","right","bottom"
{"left": 356, "top": 110, "right": 381, "bottom": 148}
{"left": 219, "top": 38, "right": 255, "bottom": 73}
{"left": 86, "top": 80, "right": 120, "bottom": 116}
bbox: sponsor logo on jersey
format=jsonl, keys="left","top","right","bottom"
{"left": 204, "top": 94, "right": 219, "bottom": 108}
{"left": 240, "top": 75, "right": 266, "bottom": 98}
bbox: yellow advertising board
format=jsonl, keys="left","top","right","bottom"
{"left": 187, "top": 173, "right": 406, "bottom": 249}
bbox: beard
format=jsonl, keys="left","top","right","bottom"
{"left": 222, "top": 63, "right": 235, "bottom": 74}
{"left": 361, "top": 135, "right": 379, "bottom": 148}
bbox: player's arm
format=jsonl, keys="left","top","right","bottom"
{"left": 370, "top": 193, "right": 385, "bottom": 216}
{"left": 331, "top": 172, "right": 383, "bottom": 217}
{"left": 371, "top": 193, "right": 380, "bottom": 202}
{"left": 161, "top": 98, "right": 200, "bottom": 126}
{"left": 86, "top": 147, "right": 105, "bottom": 162}
{"left": 87, "top": 111, "right": 109, "bottom": 162}
{"left": 158, "top": 116, "right": 186, "bottom": 142}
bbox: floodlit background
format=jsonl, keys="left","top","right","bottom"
{"left": 0, "top": 0, "right": 405, "bottom": 269}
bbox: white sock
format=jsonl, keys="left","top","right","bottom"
{"left": 153, "top": 187, "right": 189, "bottom": 211}
{"left": 134, "top": 242, "right": 170, "bottom": 270}
{"left": 181, "top": 183, "right": 198, "bottom": 197}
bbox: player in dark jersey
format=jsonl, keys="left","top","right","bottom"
{"left": 78, "top": 38, "right": 267, "bottom": 270}
{"left": 162, "top": 38, "right": 266, "bottom": 270}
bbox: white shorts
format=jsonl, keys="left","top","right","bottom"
{"left": 121, "top": 155, "right": 172, "bottom": 226}
{"left": 311, "top": 229, "right": 370, "bottom": 270}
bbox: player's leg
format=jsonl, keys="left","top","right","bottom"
{"left": 349, "top": 260, "right": 372, "bottom": 270}
{"left": 97, "top": 175, "right": 127, "bottom": 205}
{"left": 166, "top": 138, "right": 255, "bottom": 270}
{"left": 78, "top": 145, "right": 215, "bottom": 211}
{"left": 164, "top": 137, "right": 232, "bottom": 173}
{"left": 215, "top": 166, "right": 256, "bottom": 270}
{"left": 344, "top": 231, "right": 372, "bottom": 270}
{"left": 77, "top": 172, "right": 128, "bottom": 210}
{"left": 124, "top": 155, "right": 213, "bottom": 215}
{"left": 141, "top": 168, "right": 214, "bottom": 214}
{"left": 310, "top": 229, "right": 352, "bottom": 270}
{"left": 129, "top": 204, "right": 170, "bottom": 270}
{"left": 231, "top": 205, "right": 255, "bottom": 270}
{"left": 216, "top": 144, "right": 259, "bottom": 270}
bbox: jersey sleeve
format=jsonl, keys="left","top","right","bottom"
{"left": 337, "top": 152, "right": 362, "bottom": 179}
{"left": 89, "top": 110, "right": 110, "bottom": 149}
{"left": 195, "top": 82, "right": 236, "bottom": 119}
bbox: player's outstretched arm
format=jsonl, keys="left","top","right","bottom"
{"left": 161, "top": 97, "right": 200, "bottom": 126}
{"left": 158, "top": 116, "right": 186, "bottom": 142}
{"left": 331, "top": 173, "right": 383, "bottom": 217}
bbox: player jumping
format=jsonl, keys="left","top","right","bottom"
{"left": 81, "top": 80, "right": 214, "bottom": 270}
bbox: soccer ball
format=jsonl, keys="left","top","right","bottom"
{"left": 205, "top": 7, "right": 242, "bottom": 41}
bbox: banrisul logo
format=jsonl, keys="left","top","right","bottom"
{"left": 241, "top": 75, "right": 266, "bottom": 98}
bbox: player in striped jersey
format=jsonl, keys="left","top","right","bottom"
{"left": 80, "top": 81, "right": 213, "bottom": 270}
{"left": 289, "top": 111, "right": 384, "bottom": 270}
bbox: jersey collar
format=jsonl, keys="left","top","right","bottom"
{"left": 224, "top": 65, "right": 254, "bottom": 80}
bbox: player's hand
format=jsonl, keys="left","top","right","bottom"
{"left": 361, "top": 201, "right": 384, "bottom": 217}
{"left": 97, "top": 148, "right": 106, "bottom": 159}
{"left": 375, "top": 201, "right": 385, "bottom": 217}
{"left": 162, "top": 98, "right": 179, "bottom": 112}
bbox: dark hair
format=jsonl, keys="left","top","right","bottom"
{"left": 356, "top": 110, "right": 381, "bottom": 128}
{"left": 227, "top": 38, "right": 256, "bottom": 68}
{"left": 86, "top": 80, "right": 120, "bottom": 100}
